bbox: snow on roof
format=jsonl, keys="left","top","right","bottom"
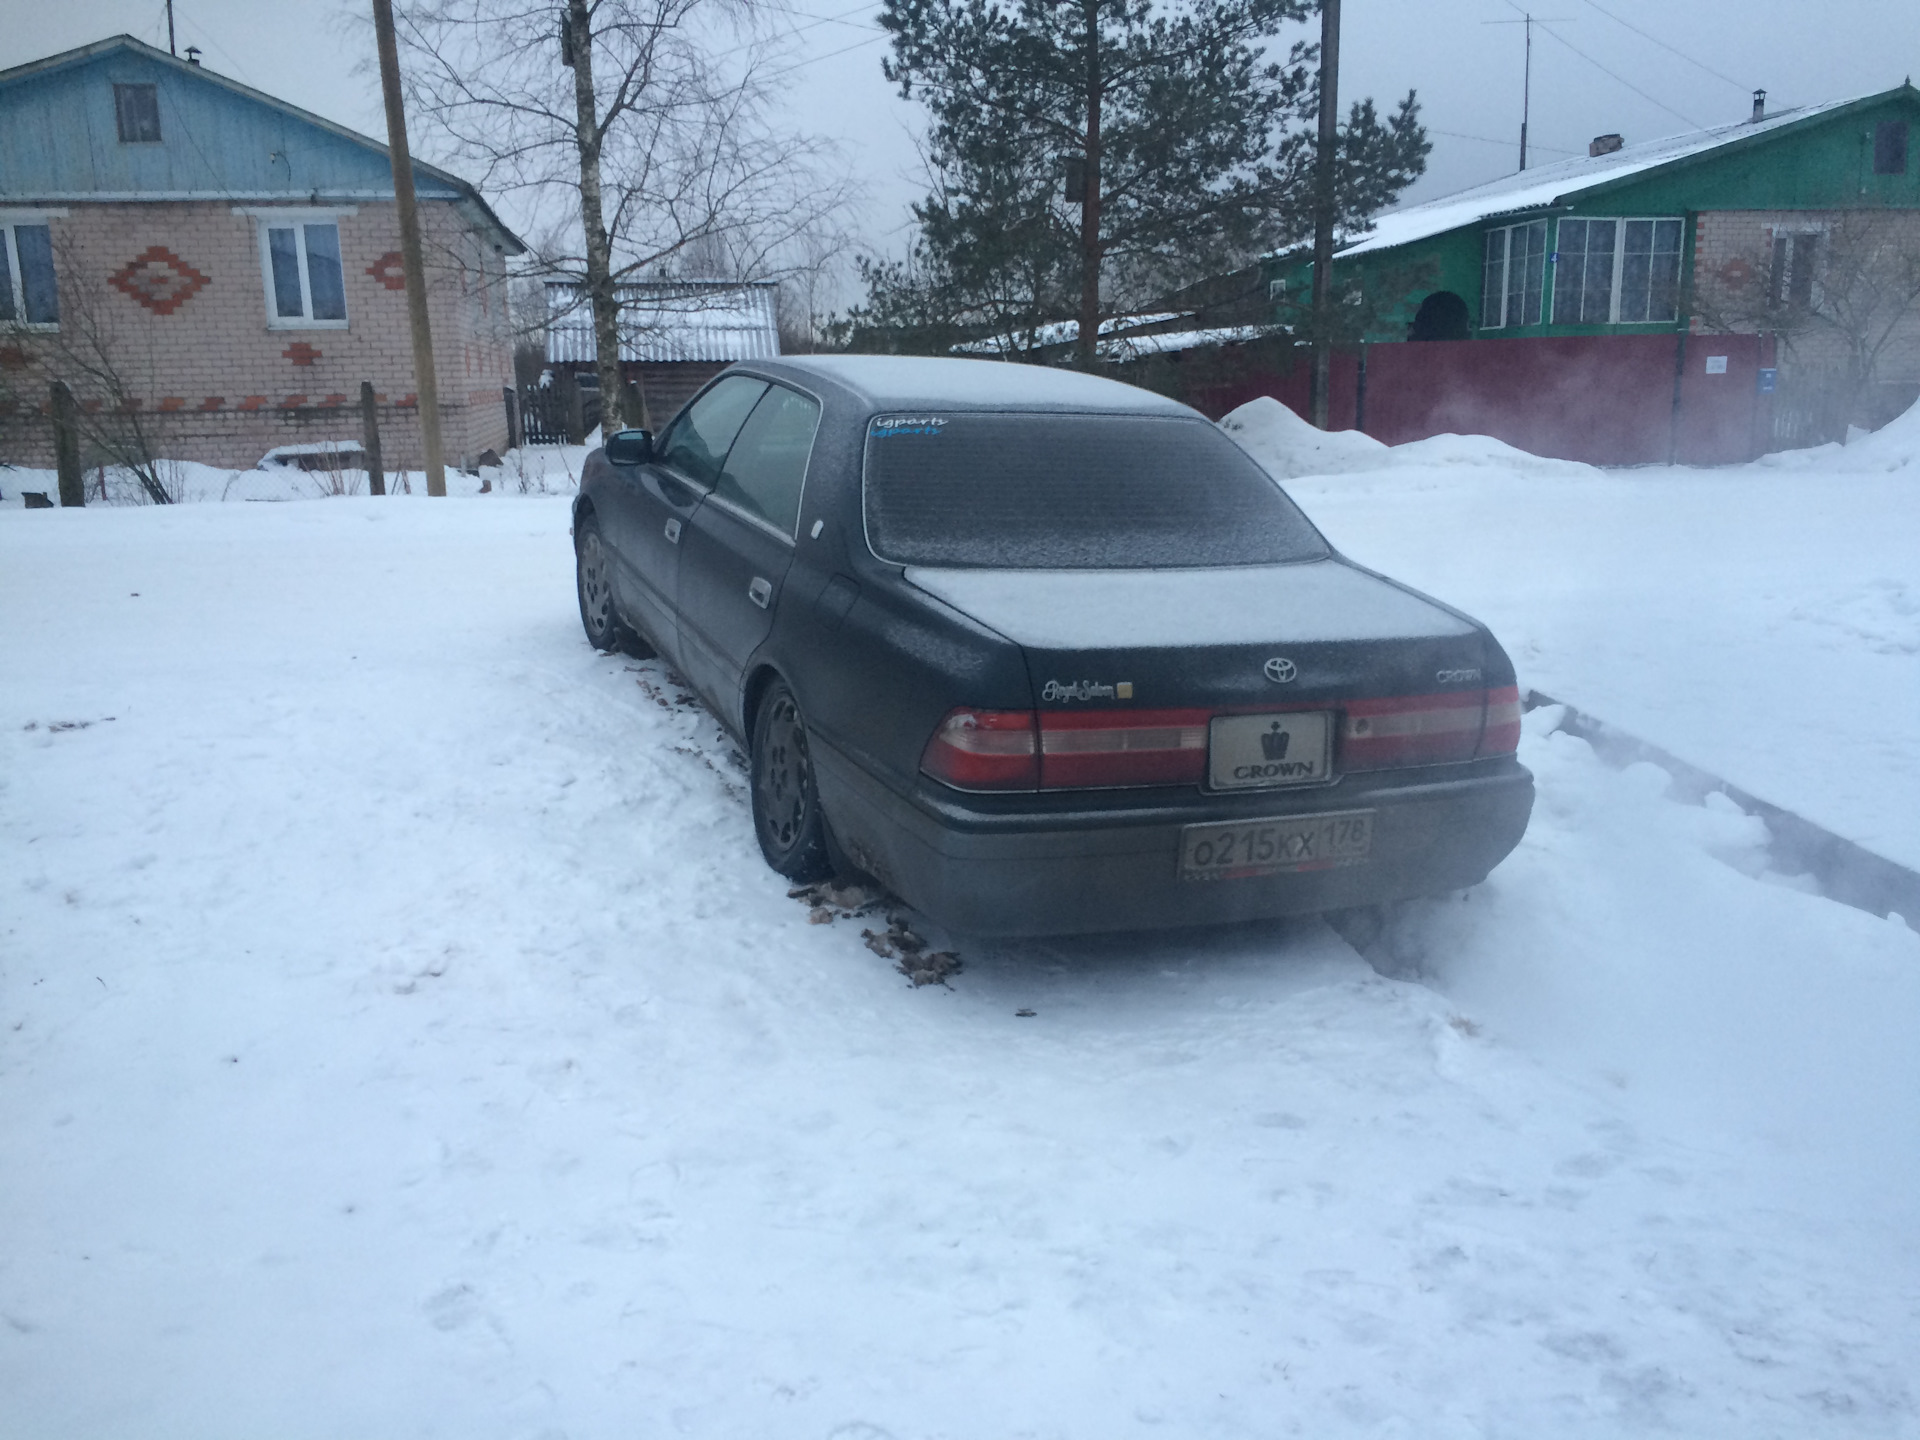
{"left": 1309, "top": 94, "right": 1868, "bottom": 262}
{"left": 950, "top": 312, "right": 1191, "bottom": 355}
{"left": 1099, "top": 324, "right": 1279, "bottom": 360}
{"left": 768, "top": 355, "right": 1196, "bottom": 413}
{"left": 545, "top": 281, "right": 780, "bottom": 364}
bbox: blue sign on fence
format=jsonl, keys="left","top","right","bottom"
{"left": 1757, "top": 367, "right": 1778, "bottom": 394}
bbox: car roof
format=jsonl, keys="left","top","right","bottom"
{"left": 748, "top": 355, "right": 1201, "bottom": 417}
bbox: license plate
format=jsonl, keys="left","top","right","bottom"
{"left": 1208, "top": 711, "right": 1332, "bottom": 790}
{"left": 1179, "top": 810, "right": 1374, "bottom": 880}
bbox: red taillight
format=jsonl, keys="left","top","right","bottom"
{"left": 920, "top": 708, "right": 1039, "bottom": 790}
{"left": 1478, "top": 684, "right": 1522, "bottom": 757}
{"left": 925, "top": 685, "right": 1524, "bottom": 792}
{"left": 1039, "top": 708, "right": 1210, "bottom": 789}
{"left": 1342, "top": 690, "right": 1486, "bottom": 769}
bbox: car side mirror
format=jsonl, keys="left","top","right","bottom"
{"left": 604, "top": 428, "right": 653, "bottom": 466}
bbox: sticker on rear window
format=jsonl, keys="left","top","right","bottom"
{"left": 871, "top": 415, "right": 947, "bottom": 438}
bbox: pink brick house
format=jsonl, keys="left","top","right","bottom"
{"left": 0, "top": 34, "right": 525, "bottom": 471}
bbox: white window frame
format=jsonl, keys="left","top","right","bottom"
{"left": 0, "top": 208, "right": 68, "bottom": 331}
{"left": 1551, "top": 215, "right": 1685, "bottom": 326}
{"left": 1482, "top": 219, "right": 1547, "bottom": 329}
{"left": 235, "top": 205, "right": 357, "bottom": 330}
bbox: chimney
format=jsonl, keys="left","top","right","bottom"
{"left": 1751, "top": 88, "right": 1766, "bottom": 122}
{"left": 1589, "top": 134, "right": 1624, "bottom": 157}
{"left": 184, "top": 46, "right": 202, "bottom": 66}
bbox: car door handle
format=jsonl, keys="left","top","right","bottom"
{"left": 748, "top": 577, "right": 773, "bottom": 609}
{"left": 664, "top": 518, "right": 681, "bottom": 544}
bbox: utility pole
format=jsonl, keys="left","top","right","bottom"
{"left": 372, "top": 0, "right": 448, "bottom": 497}
{"left": 166, "top": 0, "right": 176, "bottom": 57}
{"left": 1308, "top": 0, "right": 1340, "bottom": 430}
{"left": 1483, "top": 15, "right": 1573, "bottom": 172}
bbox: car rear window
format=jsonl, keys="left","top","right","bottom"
{"left": 863, "top": 412, "right": 1330, "bottom": 569}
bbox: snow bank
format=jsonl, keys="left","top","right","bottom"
{"left": 1755, "top": 391, "right": 1920, "bottom": 473}
{"left": 1219, "top": 394, "right": 1390, "bottom": 476}
{"left": 1221, "top": 395, "right": 1600, "bottom": 480}
{"left": 1285, "top": 457, "right": 1920, "bottom": 868}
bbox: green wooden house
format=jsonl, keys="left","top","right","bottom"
{"left": 1240, "top": 84, "right": 1920, "bottom": 458}
{"left": 1276, "top": 85, "right": 1919, "bottom": 339}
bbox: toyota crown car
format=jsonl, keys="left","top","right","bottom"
{"left": 572, "top": 355, "right": 1533, "bottom": 937}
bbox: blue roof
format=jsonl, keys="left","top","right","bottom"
{"left": 0, "top": 34, "right": 522, "bottom": 252}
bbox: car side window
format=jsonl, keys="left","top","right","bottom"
{"left": 655, "top": 376, "right": 768, "bottom": 489}
{"left": 712, "top": 385, "right": 821, "bottom": 536}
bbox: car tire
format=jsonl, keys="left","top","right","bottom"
{"left": 575, "top": 514, "right": 652, "bottom": 656}
{"left": 750, "top": 682, "right": 834, "bottom": 883}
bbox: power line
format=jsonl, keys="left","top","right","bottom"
{"left": 1573, "top": 0, "right": 1750, "bottom": 94}
{"left": 759, "top": 30, "right": 891, "bottom": 82}
{"left": 778, "top": 3, "right": 886, "bottom": 41}
{"left": 1529, "top": 16, "right": 1706, "bottom": 131}
{"left": 1432, "top": 126, "right": 1578, "bottom": 156}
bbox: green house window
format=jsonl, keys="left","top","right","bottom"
{"left": 1553, "top": 217, "right": 1682, "bottom": 325}
{"left": 1482, "top": 220, "right": 1546, "bottom": 328}
{"left": 1874, "top": 122, "right": 1908, "bottom": 175}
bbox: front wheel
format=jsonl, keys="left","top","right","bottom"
{"left": 575, "top": 514, "right": 651, "bottom": 656}
{"left": 750, "top": 682, "right": 834, "bottom": 882}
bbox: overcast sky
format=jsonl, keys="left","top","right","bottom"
{"left": 7, "top": 0, "right": 1918, "bottom": 271}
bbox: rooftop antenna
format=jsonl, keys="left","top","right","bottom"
{"left": 166, "top": 0, "right": 176, "bottom": 57}
{"left": 1482, "top": 13, "right": 1574, "bottom": 169}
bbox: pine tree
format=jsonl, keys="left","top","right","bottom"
{"left": 854, "top": 0, "right": 1428, "bottom": 365}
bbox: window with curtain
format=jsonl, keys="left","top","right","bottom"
{"left": 113, "top": 84, "right": 161, "bottom": 143}
{"left": 1553, "top": 217, "right": 1683, "bottom": 325}
{"left": 1481, "top": 221, "right": 1547, "bottom": 328}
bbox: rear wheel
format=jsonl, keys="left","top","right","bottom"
{"left": 751, "top": 683, "right": 833, "bottom": 882}
{"left": 575, "top": 514, "right": 651, "bottom": 656}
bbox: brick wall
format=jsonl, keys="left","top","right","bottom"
{"left": 0, "top": 199, "right": 515, "bottom": 470}
{"left": 1691, "top": 207, "right": 1920, "bottom": 431}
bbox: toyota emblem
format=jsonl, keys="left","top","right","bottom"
{"left": 1263, "top": 657, "right": 1298, "bottom": 683}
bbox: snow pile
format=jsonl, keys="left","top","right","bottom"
{"left": 1756, "top": 391, "right": 1920, "bottom": 473}
{"left": 1221, "top": 395, "right": 1598, "bottom": 480}
{"left": 1385, "top": 429, "right": 1600, "bottom": 476}
{"left": 4, "top": 498, "right": 1918, "bottom": 1436}
{"left": 1219, "top": 394, "right": 1391, "bottom": 476}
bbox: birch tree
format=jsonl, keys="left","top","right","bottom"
{"left": 397, "top": 0, "right": 851, "bottom": 428}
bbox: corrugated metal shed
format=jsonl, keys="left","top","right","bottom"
{"left": 545, "top": 281, "right": 781, "bottom": 364}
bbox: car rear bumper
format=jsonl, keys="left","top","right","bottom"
{"left": 814, "top": 743, "right": 1535, "bottom": 938}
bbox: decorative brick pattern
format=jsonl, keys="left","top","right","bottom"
{"left": 108, "top": 246, "right": 211, "bottom": 315}
{"left": 0, "top": 201, "right": 515, "bottom": 468}
{"left": 283, "top": 341, "right": 322, "bottom": 366}
{"left": 366, "top": 251, "right": 407, "bottom": 290}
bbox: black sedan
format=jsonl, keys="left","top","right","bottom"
{"left": 573, "top": 356, "right": 1532, "bottom": 937}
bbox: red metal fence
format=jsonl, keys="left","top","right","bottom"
{"left": 1183, "top": 332, "right": 1778, "bottom": 467}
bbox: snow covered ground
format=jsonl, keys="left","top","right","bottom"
{"left": 3, "top": 426, "right": 1918, "bottom": 1438}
